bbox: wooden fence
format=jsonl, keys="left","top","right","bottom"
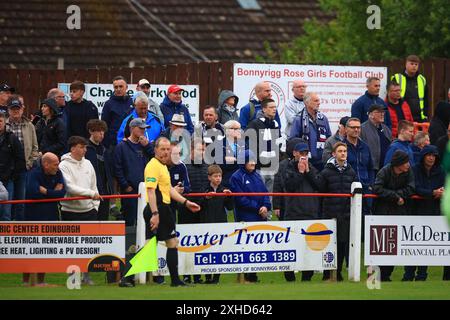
{"left": 1, "top": 58, "right": 449, "bottom": 117}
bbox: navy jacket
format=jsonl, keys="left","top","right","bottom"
{"left": 384, "top": 139, "right": 415, "bottom": 167}
{"left": 160, "top": 96, "right": 194, "bottom": 134}
{"left": 229, "top": 165, "right": 271, "bottom": 222}
{"left": 101, "top": 95, "right": 133, "bottom": 147}
{"left": 289, "top": 108, "right": 331, "bottom": 171}
{"left": 239, "top": 98, "right": 281, "bottom": 130}
{"left": 413, "top": 145, "right": 445, "bottom": 215}
{"left": 351, "top": 91, "right": 392, "bottom": 128}
{"left": 344, "top": 138, "right": 375, "bottom": 191}
{"left": 169, "top": 161, "right": 190, "bottom": 193}
{"left": 25, "top": 165, "right": 66, "bottom": 221}
{"left": 65, "top": 99, "right": 99, "bottom": 139}
{"left": 114, "top": 139, "right": 154, "bottom": 191}
{"left": 85, "top": 140, "right": 114, "bottom": 195}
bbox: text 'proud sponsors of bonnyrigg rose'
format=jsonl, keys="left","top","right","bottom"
{"left": 365, "top": 216, "right": 450, "bottom": 266}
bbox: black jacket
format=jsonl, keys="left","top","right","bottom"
{"left": 65, "top": 99, "right": 99, "bottom": 139}
{"left": 319, "top": 160, "right": 358, "bottom": 242}
{"left": 373, "top": 164, "right": 415, "bottom": 215}
{"left": 198, "top": 184, "right": 234, "bottom": 223}
{"left": 245, "top": 115, "right": 281, "bottom": 169}
{"left": 281, "top": 159, "right": 322, "bottom": 220}
{"left": 429, "top": 101, "right": 450, "bottom": 145}
{"left": 85, "top": 140, "right": 114, "bottom": 195}
{"left": 35, "top": 116, "right": 66, "bottom": 157}
{"left": 0, "top": 131, "right": 26, "bottom": 183}
{"left": 319, "top": 161, "right": 358, "bottom": 219}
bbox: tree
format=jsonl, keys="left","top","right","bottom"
{"left": 261, "top": 0, "right": 450, "bottom": 63}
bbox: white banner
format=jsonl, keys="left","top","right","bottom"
{"left": 364, "top": 216, "right": 450, "bottom": 266}
{"left": 0, "top": 221, "right": 126, "bottom": 273}
{"left": 58, "top": 83, "right": 200, "bottom": 124}
{"left": 233, "top": 63, "right": 388, "bottom": 134}
{"left": 153, "top": 220, "right": 337, "bottom": 275}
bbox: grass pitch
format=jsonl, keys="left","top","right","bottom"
{"left": 1, "top": 266, "right": 449, "bottom": 300}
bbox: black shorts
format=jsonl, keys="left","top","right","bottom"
{"left": 143, "top": 203, "right": 177, "bottom": 241}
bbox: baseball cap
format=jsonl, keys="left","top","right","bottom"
{"left": 0, "top": 83, "right": 15, "bottom": 93}
{"left": 167, "top": 84, "right": 184, "bottom": 94}
{"left": 294, "top": 142, "right": 309, "bottom": 152}
{"left": 138, "top": 79, "right": 150, "bottom": 86}
{"left": 368, "top": 104, "right": 386, "bottom": 113}
{"left": 129, "top": 118, "right": 150, "bottom": 129}
{"left": 7, "top": 98, "right": 22, "bottom": 109}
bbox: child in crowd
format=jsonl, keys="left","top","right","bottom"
{"left": 198, "top": 165, "right": 233, "bottom": 284}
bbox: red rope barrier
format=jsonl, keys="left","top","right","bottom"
{"left": 0, "top": 191, "right": 424, "bottom": 205}
{"left": 0, "top": 194, "right": 140, "bottom": 205}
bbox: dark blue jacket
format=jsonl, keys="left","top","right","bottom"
{"left": 345, "top": 138, "right": 375, "bottom": 191}
{"left": 25, "top": 165, "right": 66, "bottom": 221}
{"left": 411, "top": 144, "right": 422, "bottom": 165}
{"left": 413, "top": 145, "right": 445, "bottom": 215}
{"left": 101, "top": 95, "right": 134, "bottom": 147}
{"left": 239, "top": 98, "right": 281, "bottom": 130}
{"left": 169, "top": 161, "right": 190, "bottom": 193}
{"left": 229, "top": 161, "right": 271, "bottom": 222}
{"left": 160, "top": 96, "right": 194, "bottom": 134}
{"left": 289, "top": 108, "right": 332, "bottom": 171}
{"left": 351, "top": 91, "right": 392, "bottom": 128}
{"left": 85, "top": 140, "right": 114, "bottom": 195}
{"left": 384, "top": 139, "right": 415, "bottom": 167}
{"left": 65, "top": 99, "right": 99, "bottom": 139}
{"left": 114, "top": 139, "right": 154, "bottom": 191}
{"left": 220, "top": 138, "right": 246, "bottom": 188}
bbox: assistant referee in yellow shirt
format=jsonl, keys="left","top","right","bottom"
{"left": 144, "top": 136, "right": 200, "bottom": 287}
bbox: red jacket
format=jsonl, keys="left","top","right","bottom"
{"left": 385, "top": 98, "right": 414, "bottom": 137}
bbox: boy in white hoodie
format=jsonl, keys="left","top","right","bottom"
{"left": 59, "top": 135, "right": 100, "bottom": 285}
{"left": 59, "top": 136, "right": 101, "bottom": 218}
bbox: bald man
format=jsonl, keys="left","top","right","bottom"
{"left": 23, "top": 152, "right": 66, "bottom": 287}
{"left": 239, "top": 82, "right": 281, "bottom": 130}
{"left": 284, "top": 80, "right": 307, "bottom": 136}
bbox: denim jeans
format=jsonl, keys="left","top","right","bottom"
{"left": 0, "top": 180, "right": 14, "bottom": 221}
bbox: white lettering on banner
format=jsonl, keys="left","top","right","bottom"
{"left": 233, "top": 63, "right": 388, "bottom": 135}
{"left": 365, "top": 216, "right": 450, "bottom": 266}
{"left": 58, "top": 83, "right": 200, "bottom": 124}
{"left": 152, "top": 220, "right": 337, "bottom": 276}
{"left": 0, "top": 222, "right": 126, "bottom": 273}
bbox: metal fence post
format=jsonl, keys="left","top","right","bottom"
{"left": 348, "top": 182, "right": 363, "bottom": 282}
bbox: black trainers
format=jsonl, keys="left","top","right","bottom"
{"left": 118, "top": 278, "right": 135, "bottom": 288}
{"left": 171, "top": 280, "right": 188, "bottom": 287}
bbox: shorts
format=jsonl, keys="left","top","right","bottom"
{"left": 143, "top": 203, "right": 177, "bottom": 241}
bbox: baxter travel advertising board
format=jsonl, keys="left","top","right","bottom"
{"left": 152, "top": 220, "right": 337, "bottom": 276}
{"left": 233, "top": 63, "right": 388, "bottom": 135}
{"left": 58, "top": 83, "right": 200, "bottom": 124}
{"left": 365, "top": 216, "right": 450, "bottom": 266}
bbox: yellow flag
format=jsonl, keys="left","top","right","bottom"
{"left": 124, "top": 237, "right": 158, "bottom": 277}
